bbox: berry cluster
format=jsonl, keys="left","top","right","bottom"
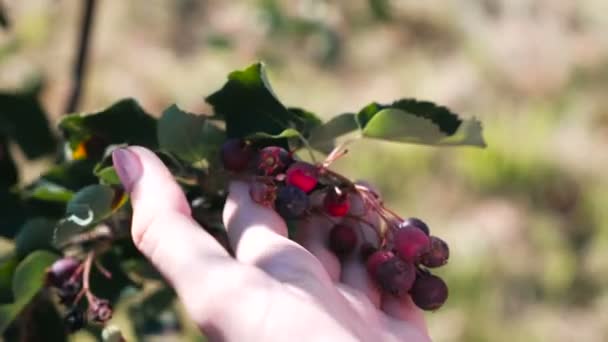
{"left": 221, "top": 139, "right": 450, "bottom": 310}
{"left": 45, "top": 254, "right": 113, "bottom": 332}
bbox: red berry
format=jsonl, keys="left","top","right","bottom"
{"left": 375, "top": 256, "right": 416, "bottom": 297}
{"left": 47, "top": 257, "right": 80, "bottom": 288}
{"left": 221, "top": 139, "right": 253, "bottom": 172}
{"left": 366, "top": 250, "right": 395, "bottom": 277}
{"left": 410, "top": 272, "right": 448, "bottom": 311}
{"left": 286, "top": 162, "right": 318, "bottom": 193}
{"left": 256, "top": 146, "right": 292, "bottom": 176}
{"left": 249, "top": 182, "right": 277, "bottom": 207}
{"left": 394, "top": 226, "right": 431, "bottom": 263}
{"left": 420, "top": 236, "right": 450, "bottom": 268}
{"left": 329, "top": 224, "right": 358, "bottom": 256}
{"left": 323, "top": 188, "right": 350, "bottom": 217}
{"left": 400, "top": 217, "right": 430, "bottom": 236}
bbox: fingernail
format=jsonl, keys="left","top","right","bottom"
{"left": 112, "top": 148, "right": 142, "bottom": 192}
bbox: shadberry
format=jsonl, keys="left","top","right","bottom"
{"left": 89, "top": 299, "right": 113, "bottom": 323}
{"left": 275, "top": 185, "right": 310, "bottom": 219}
{"left": 366, "top": 250, "right": 395, "bottom": 277}
{"left": 400, "top": 217, "right": 430, "bottom": 236}
{"left": 286, "top": 162, "right": 318, "bottom": 193}
{"left": 221, "top": 139, "right": 253, "bottom": 172}
{"left": 64, "top": 308, "right": 86, "bottom": 332}
{"left": 329, "top": 224, "right": 358, "bottom": 256}
{"left": 410, "top": 272, "right": 448, "bottom": 311}
{"left": 323, "top": 188, "right": 350, "bottom": 217}
{"left": 375, "top": 256, "right": 416, "bottom": 297}
{"left": 249, "top": 182, "right": 277, "bottom": 207}
{"left": 47, "top": 257, "right": 80, "bottom": 288}
{"left": 58, "top": 280, "right": 82, "bottom": 305}
{"left": 256, "top": 146, "right": 292, "bottom": 176}
{"left": 420, "top": 236, "right": 450, "bottom": 268}
{"left": 394, "top": 226, "right": 431, "bottom": 263}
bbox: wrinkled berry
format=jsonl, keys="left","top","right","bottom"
{"left": 286, "top": 162, "right": 318, "bottom": 193}
{"left": 323, "top": 188, "right": 350, "bottom": 217}
{"left": 47, "top": 257, "right": 80, "bottom": 288}
{"left": 400, "top": 217, "right": 430, "bottom": 236}
{"left": 89, "top": 299, "right": 113, "bottom": 323}
{"left": 420, "top": 236, "right": 449, "bottom": 268}
{"left": 366, "top": 250, "right": 395, "bottom": 277}
{"left": 249, "top": 182, "right": 277, "bottom": 207}
{"left": 375, "top": 256, "right": 416, "bottom": 297}
{"left": 410, "top": 272, "right": 448, "bottom": 311}
{"left": 394, "top": 226, "right": 430, "bottom": 263}
{"left": 329, "top": 224, "right": 358, "bottom": 256}
{"left": 275, "top": 185, "right": 310, "bottom": 219}
{"left": 64, "top": 308, "right": 86, "bottom": 332}
{"left": 221, "top": 139, "right": 253, "bottom": 172}
{"left": 256, "top": 146, "right": 292, "bottom": 176}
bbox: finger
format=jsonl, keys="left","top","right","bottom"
{"left": 381, "top": 293, "right": 428, "bottom": 335}
{"left": 223, "top": 181, "right": 333, "bottom": 286}
{"left": 292, "top": 214, "right": 341, "bottom": 282}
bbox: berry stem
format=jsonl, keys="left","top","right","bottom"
{"left": 94, "top": 259, "right": 112, "bottom": 279}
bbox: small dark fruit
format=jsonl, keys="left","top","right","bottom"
{"left": 47, "top": 257, "right": 80, "bottom": 288}
{"left": 256, "top": 146, "right": 292, "bottom": 176}
{"left": 329, "top": 224, "right": 358, "bottom": 256}
{"left": 394, "top": 226, "right": 431, "bottom": 263}
{"left": 375, "top": 256, "right": 416, "bottom": 297}
{"left": 58, "top": 280, "right": 82, "bottom": 305}
{"left": 286, "top": 162, "right": 318, "bottom": 193}
{"left": 420, "top": 236, "right": 450, "bottom": 268}
{"left": 64, "top": 308, "right": 86, "bottom": 332}
{"left": 249, "top": 182, "right": 277, "bottom": 207}
{"left": 221, "top": 139, "right": 253, "bottom": 172}
{"left": 410, "top": 271, "right": 448, "bottom": 311}
{"left": 275, "top": 185, "right": 310, "bottom": 219}
{"left": 323, "top": 188, "right": 350, "bottom": 217}
{"left": 366, "top": 250, "right": 395, "bottom": 277}
{"left": 89, "top": 299, "right": 113, "bottom": 323}
{"left": 400, "top": 217, "right": 430, "bottom": 236}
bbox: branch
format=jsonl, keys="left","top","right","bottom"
{"left": 64, "top": 0, "right": 97, "bottom": 114}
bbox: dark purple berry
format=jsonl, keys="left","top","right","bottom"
{"left": 64, "top": 308, "right": 86, "bottom": 332}
{"left": 89, "top": 299, "right": 113, "bottom": 323}
{"left": 366, "top": 250, "right": 395, "bottom": 277}
{"left": 329, "top": 224, "right": 358, "bottom": 256}
{"left": 394, "top": 226, "right": 430, "bottom": 263}
{"left": 323, "top": 188, "right": 350, "bottom": 217}
{"left": 375, "top": 257, "right": 416, "bottom": 297}
{"left": 410, "top": 272, "right": 448, "bottom": 311}
{"left": 47, "top": 257, "right": 80, "bottom": 288}
{"left": 58, "top": 280, "right": 82, "bottom": 305}
{"left": 221, "top": 139, "right": 253, "bottom": 172}
{"left": 275, "top": 185, "right": 310, "bottom": 219}
{"left": 256, "top": 146, "right": 292, "bottom": 176}
{"left": 286, "top": 162, "right": 318, "bottom": 193}
{"left": 400, "top": 217, "right": 430, "bottom": 236}
{"left": 420, "top": 236, "right": 449, "bottom": 268}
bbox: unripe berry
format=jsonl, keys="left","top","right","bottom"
{"left": 221, "top": 139, "right": 253, "bottom": 172}
{"left": 256, "top": 146, "right": 292, "bottom": 176}
{"left": 366, "top": 250, "right": 395, "bottom": 277}
{"left": 375, "top": 257, "right": 416, "bottom": 297}
{"left": 400, "top": 217, "right": 430, "bottom": 236}
{"left": 323, "top": 188, "right": 350, "bottom": 217}
{"left": 275, "top": 185, "right": 310, "bottom": 219}
{"left": 329, "top": 224, "right": 358, "bottom": 256}
{"left": 420, "top": 236, "right": 449, "bottom": 268}
{"left": 410, "top": 272, "right": 448, "bottom": 311}
{"left": 47, "top": 257, "right": 80, "bottom": 288}
{"left": 286, "top": 162, "right": 318, "bottom": 193}
{"left": 393, "top": 226, "right": 430, "bottom": 263}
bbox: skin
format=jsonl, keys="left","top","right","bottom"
{"left": 112, "top": 146, "right": 431, "bottom": 342}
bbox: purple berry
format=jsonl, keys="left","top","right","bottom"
{"left": 366, "top": 250, "right": 395, "bottom": 277}
{"left": 221, "top": 139, "right": 253, "bottom": 172}
{"left": 47, "top": 257, "right": 80, "bottom": 288}
{"left": 410, "top": 272, "right": 448, "bottom": 311}
{"left": 420, "top": 236, "right": 450, "bottom": 268}
{"left": 400, "top": 217, "right": 430, "bottom": 236}
{"left": 249, "top": 182, "right": 277, "bottom": 207}
{"left": 256, "top": 146, "right": 292, "bottom": 176}
{"left": 394, "top": 226, "right": 430, "bottom": 263}
{"left": 375, "top": 257, "right": 416, "bottom": 297}
{"left": 329, "top": 224, "right": 358, "bottom": 256}
{"left": 275, "top": 185, "right": 310, "bottom": 219}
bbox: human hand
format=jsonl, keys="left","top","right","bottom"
{"left": 112, "top": 146, "right": 431, "bottom": 342}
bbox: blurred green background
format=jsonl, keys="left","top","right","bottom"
{"left": 2, "top": 0, "right": 608, "bottom": 341}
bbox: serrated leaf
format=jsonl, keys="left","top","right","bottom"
{"left": 21, "top": 180, "right": 74, "bottom": 203}
{"left": 158, "top": 105, "right": 225, "bottom": 167}
{"left": 0, "top": 92, "right": 57, "bottom": 159}
{"left": 357, "top": 99, "right": 486, "bottom": 147}
{"left": 0, "top": 251, "right": 59, "bottom": 333}
{"left": 14, "top": 218, "right": 57, "bottom": 259}
{"left": 206, "top": 63, "right": 305, "bottom": 141}
{"left": 60, "top": 98, "right": 157, "bottom": 151}
{"left": 308, "top": 113, "right": 359, "bottom": 153}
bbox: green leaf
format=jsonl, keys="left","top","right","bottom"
{"left": 308, "top": 113, "right": 359, "bottom": 153}
{"left": 0, "top": 92, "right": 57, "bottom": 159}
{"left": 0, "top": 255, "right": 17, "bottom": 303}
{"left": 357, "top": 99, "right": 486, "bottom": 147}
{"left": 59, "top": 98, "right": 157, "bottom": 150}
{"left": 14, "top": 218, "right": 57, "bottom": 259}
{"left": 0, "top": 135, "right": 17, "bottom": 188}
{"left": 95, "top": 166, "right": 121, "bottom": 185}
{"left": 246, "top": 128, "right": 302, "bottom": 140}
{"left": 206, "top": 62, "right": 304, "bottom": 140}
{"left": 0, "top": 251, "right": 59, "bottom": 333}
{"left": 21, "top": 180, "right": 74, "bottom": 203}
{"left": 288, "top": 107, "right": 323, "bottom": 137}
{"left": 158, "top": 105, "right": 226, "bottom": 166}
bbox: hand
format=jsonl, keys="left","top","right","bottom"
{"left": 112, "top": 146, "right": 431, "bottom": 342}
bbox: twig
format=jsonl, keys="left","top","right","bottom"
{"left": 64, "top": 0, "right": 97, "bottom": 114}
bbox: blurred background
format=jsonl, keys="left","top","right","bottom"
{"left": 2, "top": 0, "right": 608, "bottom": 341}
